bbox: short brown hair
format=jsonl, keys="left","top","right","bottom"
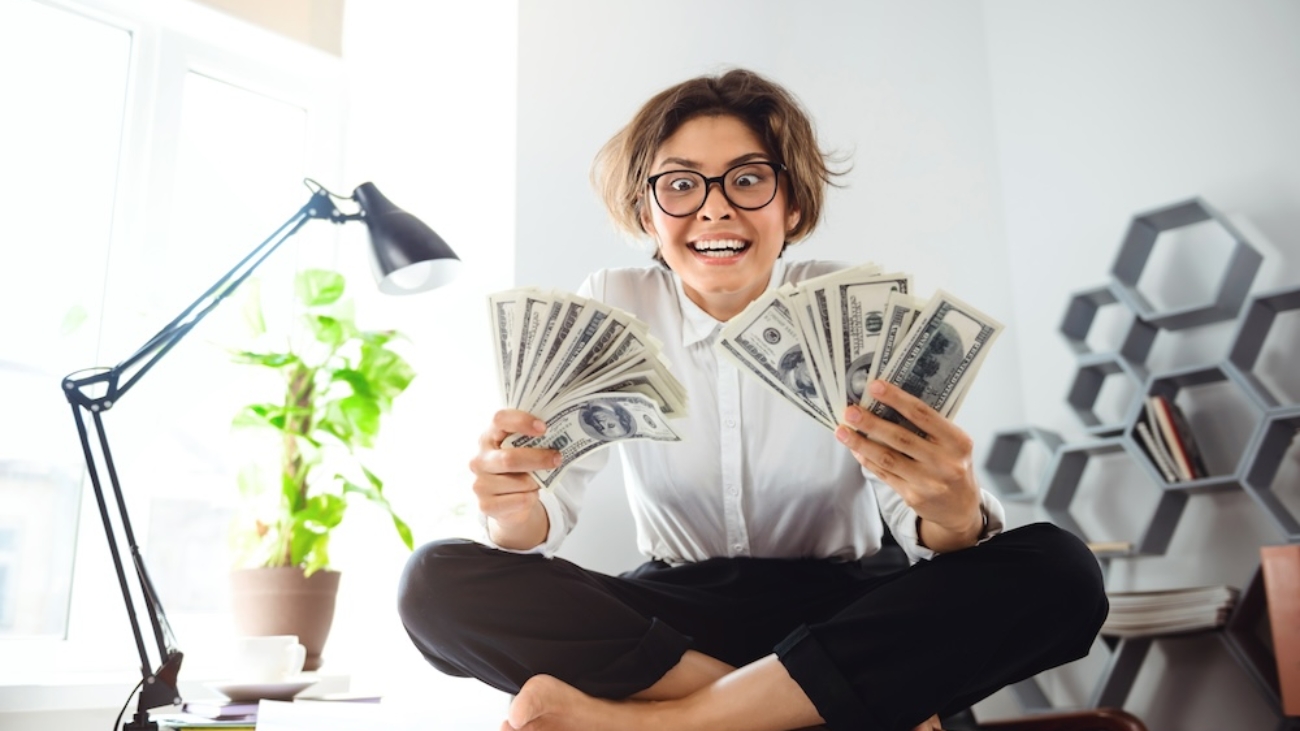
{"left": 592, "top": 68, "right": 846, "bottom": 260}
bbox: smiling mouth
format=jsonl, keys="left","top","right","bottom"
{"left": 689, "top": 239, "right": 751, "bottom": 258}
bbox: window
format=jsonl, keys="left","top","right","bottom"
{"left": 0, "top": 0, "right": 343, "bottom": 677}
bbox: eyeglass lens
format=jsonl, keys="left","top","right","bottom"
{"left": 651, "top": 162, "right": 780, "bottom": 217}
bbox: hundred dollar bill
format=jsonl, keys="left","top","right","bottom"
{"left": 781, "top": 283, "right": 839, "bottom": 421}
{"left": 518, "top": 296, "right": 583, "bottom": 409}
{"left": 512, "top": 295, "right": 566, "bottom": 407}
{"left": 487, "top": 288, "right": 537, "bottom": 404}
{"left": 506, "top": 392, "right": 682, "bottom": 488}
{"left": 522, "top": 298, "right": 606, "bottom": 414}
{"left": 862, "top": 289, "right": 1003, "bottom": 436}
{"left": 799, "top": 262, "right": 882, "bottom": 404}
{"left": 717, "top": 292, "right": 836, "bottom": 429}
{"left": 867, "top": 290, "right": 924, "bottom": 386}
{"left": 833, "top": 272, "right": 911, "bottom": 409}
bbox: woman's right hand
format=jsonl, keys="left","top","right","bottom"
{"left": 469, "top": 409, "right": 562, "bottom": 547}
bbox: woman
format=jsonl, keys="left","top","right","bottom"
{"left": 399, "top": 68, "right": 1106, "bottom": 731}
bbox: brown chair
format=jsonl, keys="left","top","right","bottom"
{"left": 979, "top": 707, "right": 1149, "bottom": 731}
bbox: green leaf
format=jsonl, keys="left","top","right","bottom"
{"left": 240, "top": 279, "right": 267, "bottom": 336}
{"left": 296, "top": 268, "right": 346, "bottom": 307}
{"left": 340, "top": 472, "right": 413, "bottom": 551}
{"left": 358, "top": 345, "right": 416, "bottom": 406}
{"left": 60, "top": 305, "right": 89, "bottom": 336}
{"left": 231, "top": 351, "right": 300, "bottom": 368}
{"left": 308, "top": 315, "right": 346, "bottom": 348}
{"left": 232, "top": 403, "right": 285, "bottom": 430}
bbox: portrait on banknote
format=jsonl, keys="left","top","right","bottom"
{"left": 579, "top": 401, "right": 636, "bottom": 440}
{"left": 778, "top": 347, "right": 818, "bottom": 400}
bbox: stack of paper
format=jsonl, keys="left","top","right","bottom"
{"left": 1102, "top": 585, "right": 1238, "bottom": 638}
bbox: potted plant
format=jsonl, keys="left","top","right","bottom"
{"left": 226, "top": 267, "right": 415, "bottom": 671}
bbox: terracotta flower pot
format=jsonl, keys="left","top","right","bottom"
{"left": 229, "top": 567, "right": 341, "bottom": 672}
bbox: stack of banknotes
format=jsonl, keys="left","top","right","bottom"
{"left": 487, "top": 288, "right": 688, "bottom": 488}
{"left": 716, "top": 262, "right": 1004, "bottom": 437}
{"left": 488, "top": 264, "right": 1002, "bottom": 487}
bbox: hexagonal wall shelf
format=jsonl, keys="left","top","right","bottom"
{"left": 984, "top": 427, "right": 1064, "bottom": 502}
{"left": 1040, "top": 437, "right": 1188, "bottom": 555}
{"left": 1130, "top": 363, "right": 1266, "bottom": 491}
{"left": 1068, "top": 353, "right": 1146, "bottom": 436}
{"left": 1110, "top": 198, "right": 1262, "bottom": 330}
{"left": 1242, "top": 406, "right": 1300, "bottom": 542}
{"left": 1060, "top": 283, "right": 1159, "bottom": 372}
{"left": 1061, "top": 284, "right": 1125, "bottom": 355}
{"left": 1228, "top": 285, "right": 1300, "bottom": 411}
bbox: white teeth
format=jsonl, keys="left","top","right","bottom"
{"left": 690, "top": 239, "right": 748, "bottom": 252}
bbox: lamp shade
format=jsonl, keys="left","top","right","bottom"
{"left": 353, "top": 182, "right": 462, "bottom": 294}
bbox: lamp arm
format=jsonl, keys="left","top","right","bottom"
{"left": 60, "top": 186, "right": 343, "bottom": 731}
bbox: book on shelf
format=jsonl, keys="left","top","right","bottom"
{"left": 1134, "top": 419, "right": 1179, "bottom": 483}
{"left": 1260, "top": 544, "right": 1300, "bottom": 716}
{"left": 1165, "top": 396, "right": 1209, "bottom": 478}
{"left": 1087, "top": 540, "right": 1134, "bottom": 557}
{"left": 1101, "top": 584, "right": 1238, "bottom": 639}
{"left": 1148, "top": 394, "right": 1207, "bottom": 481}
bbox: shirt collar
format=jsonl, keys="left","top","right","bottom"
{"left": 673, "top": 259, "right": 788, "bottom": 348}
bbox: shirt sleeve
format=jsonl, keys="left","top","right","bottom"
{"left": 476, "top": 270, "right": 611, "bottom": 557}
{"left": 871, "top": 473, "right": 1007, "bottom": 563}
{"left": 477, "top": 447, "right": 612, "bottom": 557}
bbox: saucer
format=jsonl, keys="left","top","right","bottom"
{"left": 206, "top": 677, "right": 319, "bottom": 702}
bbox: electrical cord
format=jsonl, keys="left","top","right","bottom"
{"left": 111, "top": 678, "right": 144, "bottom": 731}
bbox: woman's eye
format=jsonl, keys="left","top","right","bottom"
{"left": 733, "top": 173, "right": 761, "bottom": 188}
{"left": 667, "top": 177, "right": 697, "bottom": 192}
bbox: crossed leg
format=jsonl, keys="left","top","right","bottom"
{"left": 504, "top": 651, "right": 824, "bottom": 731}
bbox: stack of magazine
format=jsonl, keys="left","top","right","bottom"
{"left": 1133, "top": 394, "right": 1209, "bottom": 483}
{"left": 1101, "top": 585, "right": 1238, "bottom": 638}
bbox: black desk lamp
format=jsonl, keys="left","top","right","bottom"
{"left": 61, "top": 179, "right": 460, "bottom": 731}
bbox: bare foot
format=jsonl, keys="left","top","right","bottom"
{"left": 506, "top": 675, "right": 661, "bottom": 731}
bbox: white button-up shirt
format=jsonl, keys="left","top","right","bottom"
{"left": 490, "top": 259, "right": 1005, "bottom": 565}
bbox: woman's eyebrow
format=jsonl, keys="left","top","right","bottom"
{"left": 655, "top": 152, "right": 769, "bottom": 171}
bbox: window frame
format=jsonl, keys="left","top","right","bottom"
{"left": 0, "top": 0, "right": 345, "bottom": 693}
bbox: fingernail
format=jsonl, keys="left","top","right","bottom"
{"left": 845, "top": 408, "right": 861, "bottom": 423}
{"left": 533, "top": 419, "right": 547, "bottom": 433}
{"left": 552, "top": 454, "right": 563, "bottom": 468}
{"left": 869, "top": 380, "right": 885, "bottom": 395}
{"left": 836, "top": 427, "right": 850, "bottom": 443}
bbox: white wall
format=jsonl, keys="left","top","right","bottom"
{"left": 984, "top": 1, "right": 1300, "bottom": 728}
{"left": 515, "top": 1, "right": 1300, "bottom": 729}
{"left": 516, "top": 0, "right": 1025, "bottom": 575}
{"left": 324, "top": 0, "right": 518, "bottom": 713}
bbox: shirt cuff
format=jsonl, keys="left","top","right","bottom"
{"left": 893, "top": 489, "right": 1006, "bottom": 563}
{"left": 476, "top": 486, "right": 569, "bottom": 558}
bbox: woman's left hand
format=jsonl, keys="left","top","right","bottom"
{"left": 836, "top": 379, "right": 983, "bottom": 552}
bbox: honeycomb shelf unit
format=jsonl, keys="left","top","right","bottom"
{"left": 984, "top": 197, "right": 1300, "bottom": 730}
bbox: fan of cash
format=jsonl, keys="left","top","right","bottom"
{"left": 487, "top": 288, "right": 688, "bottom": 488}
{"left": 716, "top": 263, "right": 1004, "bottom": 436}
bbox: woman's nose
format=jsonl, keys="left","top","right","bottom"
{"left": 696, "top": 180, "right": 734, "bottom": 220}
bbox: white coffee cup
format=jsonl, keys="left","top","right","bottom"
{"left": 232, "top": 635, "right": 307, "bottom": 683}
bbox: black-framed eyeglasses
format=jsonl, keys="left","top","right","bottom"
{"left": 646, "top": 161, "right": 786, "bottom": 218}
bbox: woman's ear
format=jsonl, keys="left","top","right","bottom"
{"left": 638, "top": 200, "right": 656, "bottom": 236}
{"left": 786, "top": 206, "right": 802, "bottom": 236}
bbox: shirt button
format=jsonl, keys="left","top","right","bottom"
{"left": 733, "top": 544, "right": 744, "bottom": 552}
{"left": 724, "top": 419, "right": 736, "bottom": 428}
{"left": 727, "top": 486, "right": 739, "bottom": 497}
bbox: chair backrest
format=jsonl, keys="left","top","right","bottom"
{"left": 1261, "top": 544, "right": 1300, "bottom": 717}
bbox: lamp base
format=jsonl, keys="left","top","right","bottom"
{"left": 124, "top": 711, "right": 158, "bottom": 731}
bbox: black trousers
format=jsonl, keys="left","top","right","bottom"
{"left": 397, "top": 522, "right": 1107, "bottom": 731}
